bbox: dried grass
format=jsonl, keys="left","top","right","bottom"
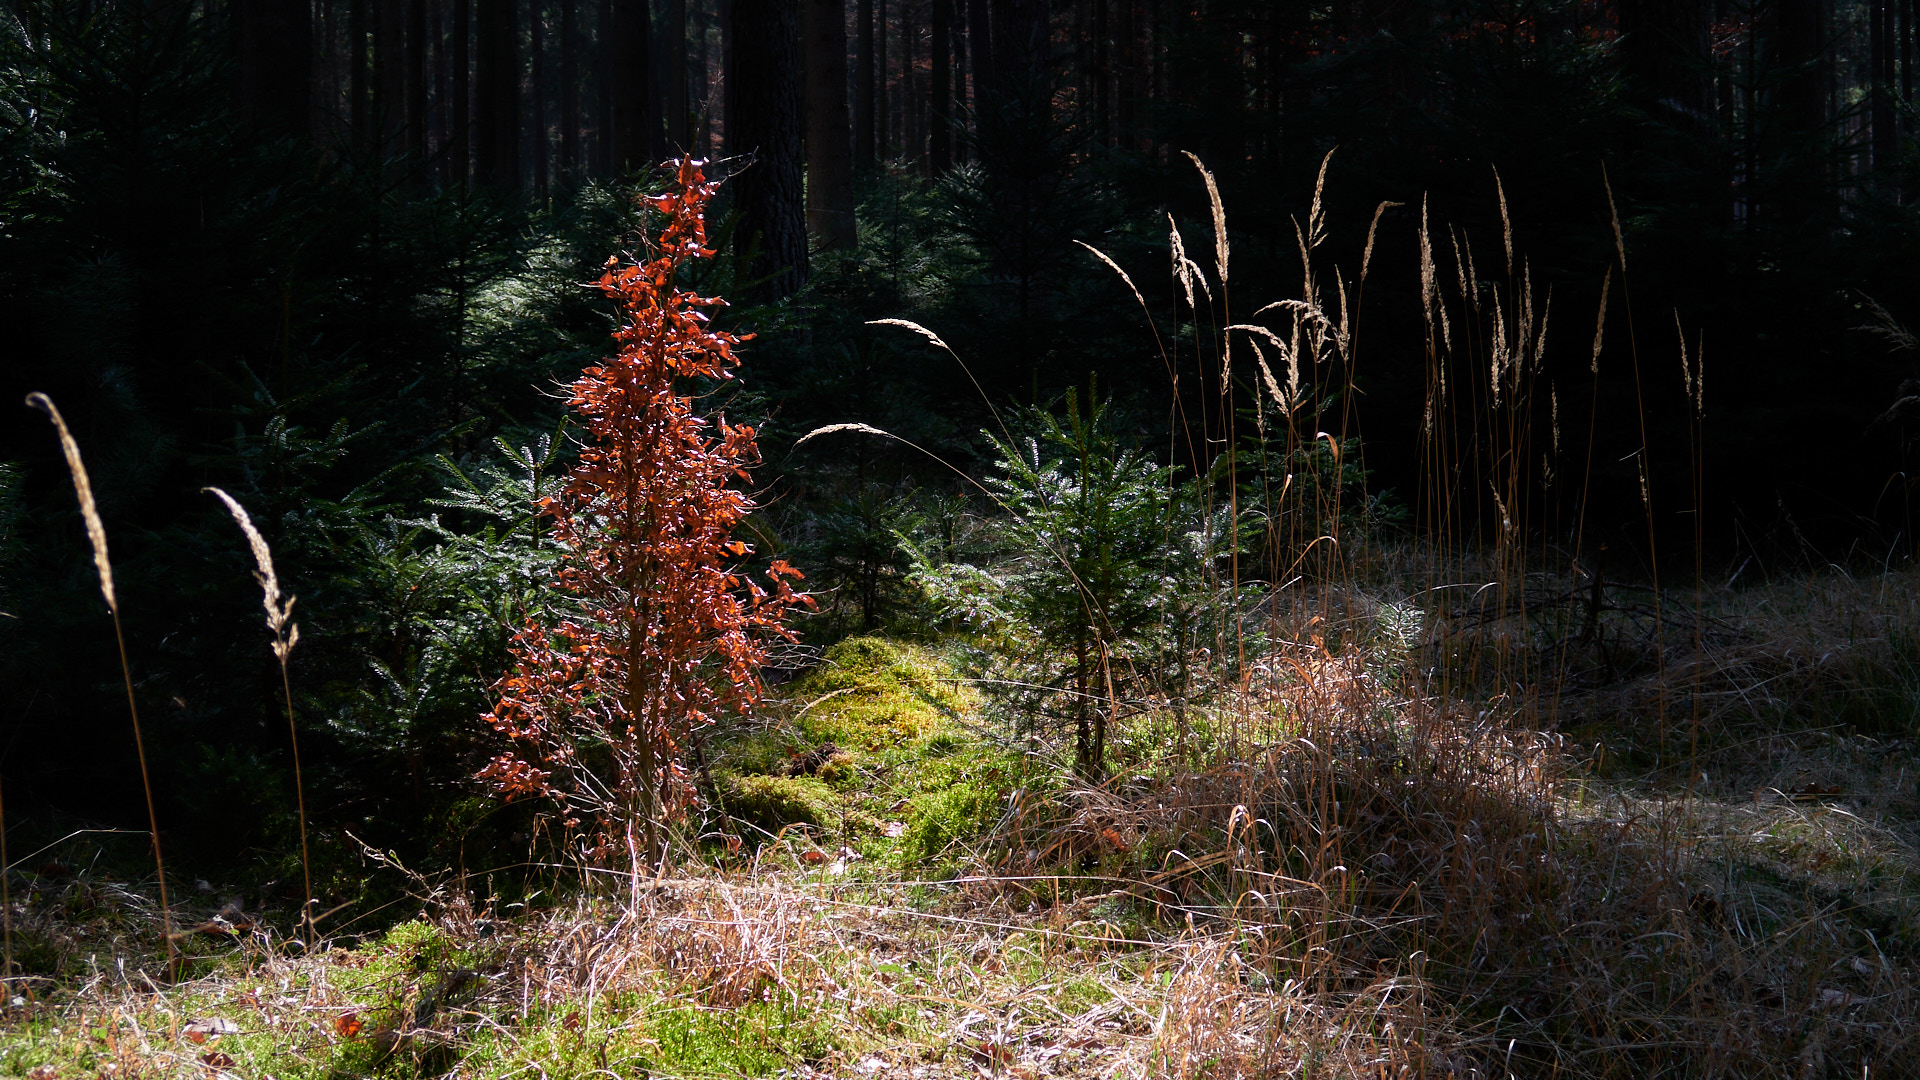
{"left": 204, "top": 486, "right": 312, "bottom": 943}
{"left": 25, "top": 392, "right": 172, "bottom": 973}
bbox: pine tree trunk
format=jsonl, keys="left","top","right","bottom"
{"left": 476, "top": 0, "right": 521, "bottom": 187}
{"left": 377, "top": 0, "right": 405, "bottom": 157}
{"left": 454, "top": 0, "right": 472, "bottom": 185}
{"left": 903, "top": 1, "right": 919, "bottom": 166}
{"left": 1091, "top": 0, "right": 1107, "bottom": 145}
{"left": 434, "top": 0, "right": 451, "bottom": 183}
{"left": 1114, "top": 0, "right": 1132, "bottom": 145}
{"left": 730, "top": 0, "right": 808, "bottom": 297}
{"left": 1774, "top": 0, "right": 1830, "bottom": 230}
{"left": 608, "top": 0, "right": 653, "bottom": 172}
{"left": 856, "top": 0, "right": 875, "bottom": 168}
{"left": 669, "top": 0, "right": 689, "bottom": 149}
{"left": 694, "top": 0, "right": 712, "bottom": 153}
{"left": 929, "top": 0, "right": 950, "bottom": 170}
{"left": 561, "top": 0, "right": 580, "bottom": 171}
{"left": 596, "top": 0, "right": 613, "bottom": 171}
{"left": 351, "top": 0, "right": 368, "bottom": 145}
{"left": 876, "top": 0, "right": 889, "bottom": 159}
{"left": 951, "top": 0, "right": 967, "bottom": 159}
{"left": 1904, "top": 0, "right": 1915, "bottom": 117}
{"left": 532, "top": 0, "right": 549, "bottom": 194}
{"left": 967, "top": 0, "right": 989, "bottom": 109}
{"left": 407, "top": 0, "right": 428, "bottom": 171}
{"left": 239, "top": 0, "right": 313, "bottom": 137}
{"left": 1873, "top": 0, "right": 1897, "bottom": 175}
{"left": 804, "top": 0, "right": 857, "bottom": 248}
{"left": 720, "top": 0, "right": 735, "bottom": 151}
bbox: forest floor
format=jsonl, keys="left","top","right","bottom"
{"left": 2, "top": 563, "right": 1919, "bottom": 1078}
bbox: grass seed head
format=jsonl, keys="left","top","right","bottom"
{"left": 205, "top": 486, "right": 299, "bottom": 659}
{"left": 26, "top": 393, "right": 115, "bottom": 614}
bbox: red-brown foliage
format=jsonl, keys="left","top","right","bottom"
{"left": 479, "top": 158, "right": 808, "bottom": 869}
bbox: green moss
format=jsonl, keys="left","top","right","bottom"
{"left": 705, "top": 636, "right": 1028, "bottom": 867}
{"left": 642, "top": 999, "right": 844, "bottom": 1075}
{"left": 788, "top": 637, "right": 974, "bottom": 748}
{"left": 904, "top": 780, "right": 1001, "bottom": 863}
{"left": 722, "top": 773, "right": 843, "bottom": 833}
{"left": 448, "top": 993, "right": 846, "bottom": 1080}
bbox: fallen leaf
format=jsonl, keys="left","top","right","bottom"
{"left": 200, "top": 1052, "right": 234, "bottom": 1068}
{"left": 881, "top": 821, "right": 907, "bottom": 838}
{"left": 562, "top": 1011, "right": 583, "bottom": 1031}
{"left": 334, "top": 1012, "right": 362, "bottom": 1039}
{"left": 968, "top": 1040, "right": 1013, "bottom": 1066}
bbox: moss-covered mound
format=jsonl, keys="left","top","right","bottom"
{"left": 711, "top": 637, "right": 1019, "bottom": 868}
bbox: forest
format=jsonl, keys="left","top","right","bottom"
{"left": 2, "top": 0, "right": 1920, "bottom": 1075}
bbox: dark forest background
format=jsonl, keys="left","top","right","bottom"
{"left": 2, "top": 0, "right": 1919, "bottom": 895}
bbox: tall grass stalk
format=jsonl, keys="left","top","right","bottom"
{"left": 204, "top": 487, "right": 311, "bottom": 940}
{"left": 24, "top": 392, "right": 173, "bottom": 976}
{"left": 1, "top": 766, "right": 10, "bottom": 987}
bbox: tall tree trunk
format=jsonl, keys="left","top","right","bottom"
{"left": 561, "top": 0, "right": 580, "bottom": 171}
{"left": 804, "top": 0, "right": 857, "bottom": 247}
{"left": 876, "top": 0, "right": 889, "bottom": 158}
{"left": 720, "top": 0, "right": 735, "bottom": 151}
{"left": 608, "top": 0, "right": 652, "bottom": 172}
{"left": 434, "top": 0, "right": 452, "bottom": 183}
{"left": 929, "top": 0, "right": 950, "bottom": 169}
{"left": 351, "top": 0, "right": 369, "bottom": 147}
{"left": 669, "top": 0, "right": 689, "bottom": 148}
{"left": 1873, "top": 0, "right": 1897, "bottom": 176}
{"left": 408, "top": 0, "right": 428, "bottom": 170}
{"left": 1904, "top": 0, "right": 1915, "bottom": 119}
{"left": 1773, "top": 0, "right": 1831, "bottom": 231}
{"left": 694, "top": 0, "right": 713, "bottom": 153}
{"left": 903, "top": 1, "right": 919, "bottom": 165}
{"left": 952, "top": 0, "right": 967, "bottom": 157}
{"left": 1115, "top": 0, "right": 1132, "bottom": 145}
{"left": 454, "top": 0, "right": 472, "bottom": 185}
{"left": 730, "top": 0, "right": 808, "bottom": 297}
{"left": 1091, "top": 0, "right": 1106, "bottom": 145}
{"left": 967, "top": 0, "right": 989, "bottom": 109}
{"left": 856, "top": 0, "right": 875, "bottom": 168}
{"left": 1775, "top": 0, "right": 1828, "bottom": 135}
{"left": 532, "top": 0, "right": 549, "bottom": 194}
{"left": 239, "top": 0, "right": 313, "bottom": 137}
{"left": 378, "top": 0, "right": 405, "bottom": 157}
{"left": 597, "top": 0, "right": 614, "bottom": 171}
{"left": 476, "top": 0, "right": 522, "bottom": 187}
{"left": 1074, "top": 0, "right": 1088, "bottom": 125}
